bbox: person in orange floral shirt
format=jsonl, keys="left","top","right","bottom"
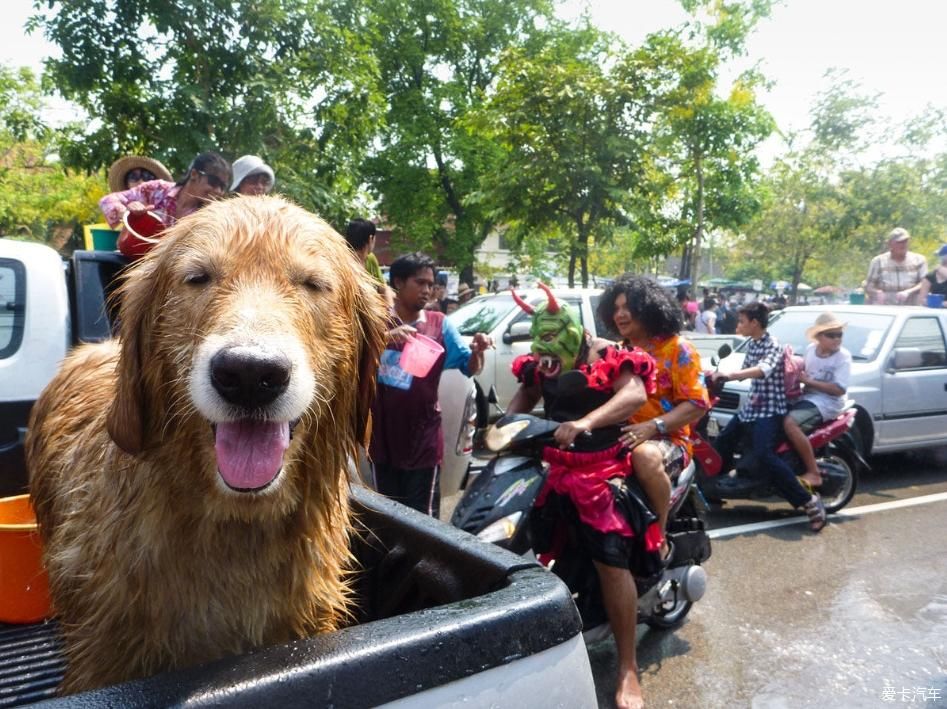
{"left": 598, "top": 275, "right": 710, "bottom": 560}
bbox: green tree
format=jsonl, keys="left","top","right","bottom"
{"left": 31, "top": 0, "right": 381, "bottom": 224}
{"left": 363, "top": 0, "right": 552, "bottom": 280}
{"left": 729, "top": 81, "right": 947, "bottom": 294}
{"left": 0, "top": 66, "right": 103, "bottom": 244}
{"left": 635, "top": 22, "right": 773, "bottom": 288}
{"left": 469, "top": 26, "right": 659, "bottom": 287}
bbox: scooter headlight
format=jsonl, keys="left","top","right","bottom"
{"left": 485, "top": 420, "right": 530, "bottom": 452}
{"left": 476, "top": 511, "right": 523, "bottom": 543}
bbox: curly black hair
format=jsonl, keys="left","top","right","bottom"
{"left": 598, "top": 274, "right": 683, "bottom": 339}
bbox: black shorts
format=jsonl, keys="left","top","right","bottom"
{"left": 532, "top": 477, "right": 662, "bottom": 577}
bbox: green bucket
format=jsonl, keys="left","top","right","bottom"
{"left": 848, "top": 292, "right": 865, "bottom": 305}
{"left": 83, "top": 224, "right": 120, "bottom": 251}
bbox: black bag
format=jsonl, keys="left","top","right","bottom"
{"left": 609, "top": 476, "right": 664, "bottom": 578}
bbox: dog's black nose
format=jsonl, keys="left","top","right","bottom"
{"left": 210, "top": 348, "right": 292, "bottom": 408}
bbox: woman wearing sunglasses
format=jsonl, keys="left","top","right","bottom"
{"left": 783, "top": 312, "right": 852, "bottom": 491}
{"left": 99, "top": 151, "right": 232, "bottom": 231}
{"left": 107, "top": 155, "right": 173, "bottom": 192}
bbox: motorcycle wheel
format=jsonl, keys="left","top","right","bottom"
{"left": 816, "top": 452, "right": 857, "bottom": 513}
{"left": 645, "top": 596, "right": 693, "bottom": 630}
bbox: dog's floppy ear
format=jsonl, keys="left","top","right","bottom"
{"left": 106, "top": 261, "right": 156, "bottom": 455}
{"left": 353, "top": 279, "right": 388, "bottom": 447}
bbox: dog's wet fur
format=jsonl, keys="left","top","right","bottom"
{"left": 26, "top": 196, "right": 386, "bottom": 693}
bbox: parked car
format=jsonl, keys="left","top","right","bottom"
{"left": 687, "top": 333, "right": 746, "bottom": 364}
{"left": 708, "top": 304, "right": 947, "bottom": 455}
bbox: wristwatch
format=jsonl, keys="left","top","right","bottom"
{"left": 653, "top": 418, "right": 668, "bottom": 435}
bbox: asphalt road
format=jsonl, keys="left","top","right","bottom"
{"left": 587, "top": 448, "right": 947, "bottom": 708}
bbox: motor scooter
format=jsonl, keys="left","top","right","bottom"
{"left": 696, "top": 346, "right": 867, "bottom": 514}
{"left": 451, "top": 374, "right": 711, "bottom": 638}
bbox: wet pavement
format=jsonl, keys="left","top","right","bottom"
{"left": 587, "top": 450, "right": 947, "bottom": 708}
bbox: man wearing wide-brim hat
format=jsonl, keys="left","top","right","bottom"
{"left": 456, "top": 282, "right": 475, "bottom": 304}
{"left": 865, "top": 227, "right": 927, "bottom": 305}
{"left": 107, "top": 156, "right": 173, "bottom": 193}
{"left": 784, "top": 311, "right": 852, "bottom": 495}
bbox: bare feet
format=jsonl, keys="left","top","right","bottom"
{"left": 616, "top": 666, "right": 645, "bottom": 709}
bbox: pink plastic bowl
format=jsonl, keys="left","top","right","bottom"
{"left": 399, "top": 334, "right": 445, "bottom": 377}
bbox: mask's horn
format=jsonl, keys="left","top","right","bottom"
{"left": 537, "top": 281, "right": 560, "bottom": 314}
{"left": 510, "top": 288, "right": 535, "bottom": 315}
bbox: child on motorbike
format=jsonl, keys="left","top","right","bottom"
{"left": 505, "top": 283, "right": 656, "bottom": 709}
{"left": 784, "top": 312, "right": 852, "bottom": 490}
{"left": 709, "top": 302, "right": 828, "bottom": 532}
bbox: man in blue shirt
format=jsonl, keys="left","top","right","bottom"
{"left": 711, "top": 302, "right": 827, "bottom": 532}
{"left": 370, "top": 252, "right": 492, "bottom": 516}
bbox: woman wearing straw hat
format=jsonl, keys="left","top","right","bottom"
{"left": 783, "top": 312, "right": 852, "bottom": 495}
{"left": 99, "top": 151, "right": 232, "bottom": 231}
{"left": 107, "top": 155, "right": 173, "bottom": 193}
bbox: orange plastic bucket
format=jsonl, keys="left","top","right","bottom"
{"left": 0, "top": 495, "right": 52, "bottom": 623}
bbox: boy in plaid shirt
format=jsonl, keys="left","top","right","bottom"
{"left": 711, "top": 302, "right": 827, "bottom": 532}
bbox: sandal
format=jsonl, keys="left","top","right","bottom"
{"left": 796, "top": 475, "right": 822, "bottom": 494}
{"left": 804, "top": 494, "right": 827, "bottom": 533}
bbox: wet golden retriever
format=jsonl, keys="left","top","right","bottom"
{"left": 26, "top": 196, "right": 386, "bottom": 694}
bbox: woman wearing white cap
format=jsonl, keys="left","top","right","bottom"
{"left": 231, "top": 155, "right": 276, "bottom": 196}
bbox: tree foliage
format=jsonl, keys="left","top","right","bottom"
{"left": 30, "top": 0, "right": 382, "bottom": 225}
{"left": 729, "top": 77, "right": 947, "bottom": 294}
{"left": 468, "top": 25, "right": 661, "bottom": 287}
{"left": 0, "top": 66, "right": 103, "bottom": 244}
{"left": 363, "top": 0, "right": 553, "bottom": 278}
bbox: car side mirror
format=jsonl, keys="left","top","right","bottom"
{"left": 888, "top": 347, "right": 923, "bottom": 373}
{"left": 502, "top": 320, "right": 532, "bottom": 345}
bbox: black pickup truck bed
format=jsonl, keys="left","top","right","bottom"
{"left": 0, "top": 486, "right": 586, "bottom": 708}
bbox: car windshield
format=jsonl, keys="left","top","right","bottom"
{"left": 448, "top": 295, "right": 517, "bottom": 335}
{"left": 738, "top": 310, "right": 895, "bottom": 361}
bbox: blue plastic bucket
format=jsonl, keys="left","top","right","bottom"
{"left": 926, "top": 293, "right": 944, "bottom": 308}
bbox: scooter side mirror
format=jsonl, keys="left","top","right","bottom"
{"left": 717, "top": 344, "right": 733, "bottom": 359}
{"left": 710, "top": 355, "right": 719, "bottom": 367}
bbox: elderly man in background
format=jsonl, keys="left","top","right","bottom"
{"left": 865, "top": 227, "right": 927, "bottom": 305}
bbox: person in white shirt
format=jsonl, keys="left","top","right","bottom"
{"left": 783, "top": 312, "right": 852, "bottom": 489}
{"left": 694, "top": 297, "right": 718, "bottom": 334}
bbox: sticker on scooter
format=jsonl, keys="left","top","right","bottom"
{"left": 496, "top": 476, "right": 539, "bottom": 507}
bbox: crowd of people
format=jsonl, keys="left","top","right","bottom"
{"left": 93, "top": 162, "right": 916, "bottom": 707}
{"left": 100, "top": 152, "right": 275, "bottom": 237}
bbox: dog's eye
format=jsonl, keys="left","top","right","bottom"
{"left": 184, "top": 271, "right": 211, "bottom": 285}
{"left": 301, "top": 277, "right": 329, "bottom": 293}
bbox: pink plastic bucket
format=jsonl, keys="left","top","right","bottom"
{"left": 399, "top": 334, "right": 444, "bottom": 377}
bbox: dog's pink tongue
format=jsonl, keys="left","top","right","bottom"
{"left": 215, "top": 420, "right": 289, "bottom": 490}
